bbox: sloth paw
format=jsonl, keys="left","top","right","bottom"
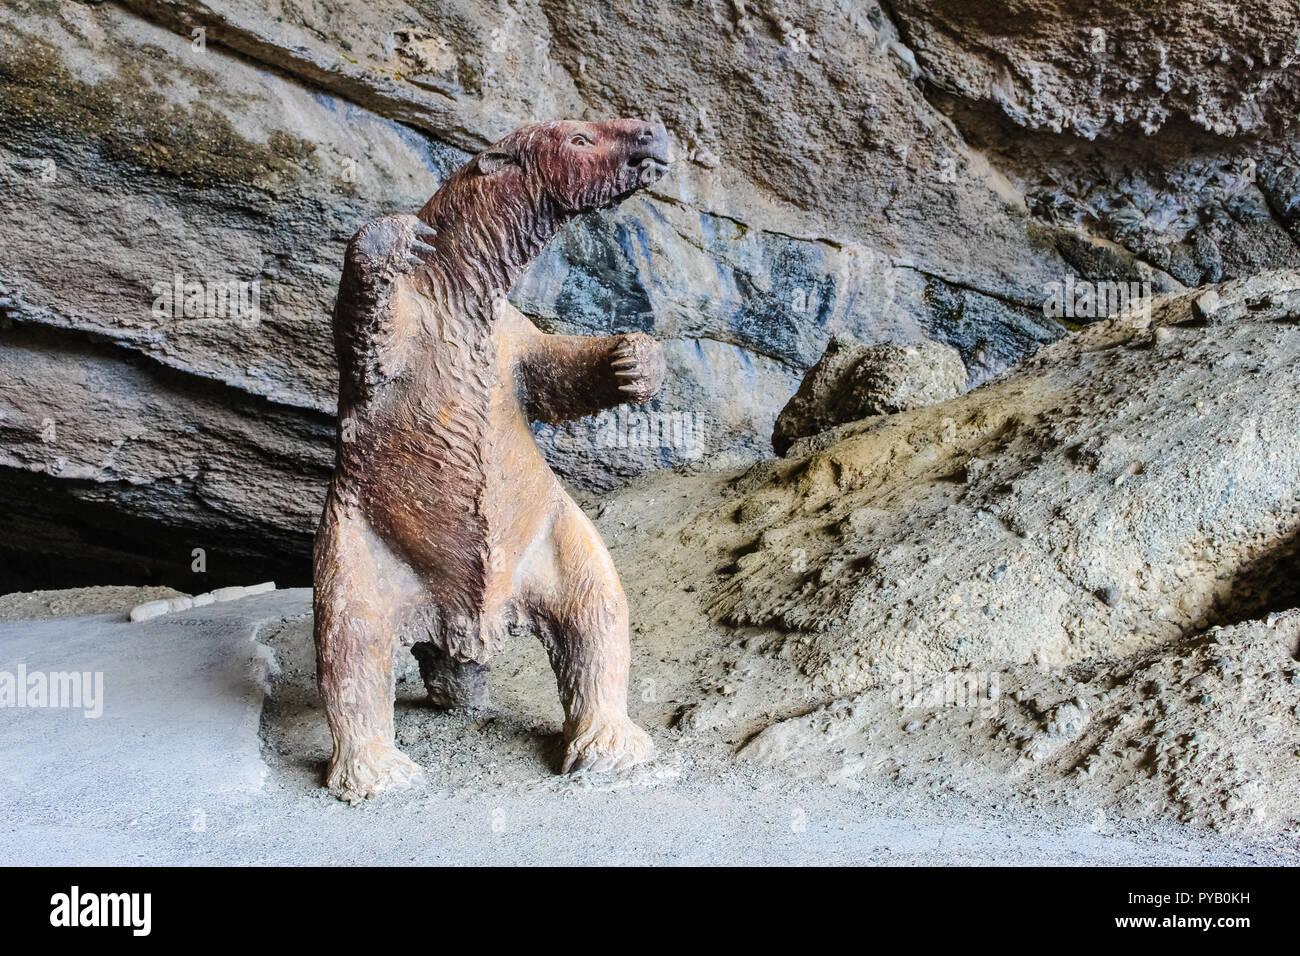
{"left": 326, "top": 739, "right": 424, "bottom": 805}
{"left": 351, "top": 214, "right": 437, "bottom": 279}
{"left": 395, "top": 215, "right": 438, "bottom": 274}
{"left": 610, "top": 332, "right": 665, "bottom": 404}
{"left": 561, "top": 714, "right": 654, "bottom": 774}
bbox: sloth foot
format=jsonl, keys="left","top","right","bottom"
{"left": 561, "top": 714, "right": 654, "bottom": 774}
{"left": 327, "top": 739, "right": 424, "bottom": 805}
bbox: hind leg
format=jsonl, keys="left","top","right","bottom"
{"left": 411, "top": 642, "right": 490, "bottom": 709}
{"left": 314, "top": 501, "right": 422, "bottom": 803}
{"left": 530, "top": 501, "right": 653, "bottom": 773}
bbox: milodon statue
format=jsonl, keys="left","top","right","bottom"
{"left": 314, "top": 118, "right": 670, "bottom": 802}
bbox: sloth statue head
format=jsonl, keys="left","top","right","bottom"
{"left": 417, "top": 119, "right": 670, "bottom": 292}
{"left": 471, "top": 118, "right": 670, "bottom": 212}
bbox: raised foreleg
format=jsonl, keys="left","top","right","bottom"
{"left": 515, "top": 318, "right": 665, "bottom": 423}
{"left": 332, "top": 213, "right": 437, "bottom": 406}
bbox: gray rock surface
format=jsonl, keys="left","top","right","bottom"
{"left": 0, "top": 584, "right": 185, "bottom": 622}
{"left": 889, "top": 0, "right": 1300, "bottom": 288}
{"left": 1, "top": 0, "right": 1297, "bottom": 585}
{"left": 773, "top": 337, "right": 967, "bottom": 455}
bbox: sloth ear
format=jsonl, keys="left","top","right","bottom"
{"left": 475, "top": 150, "right": 517, "bottom": 176}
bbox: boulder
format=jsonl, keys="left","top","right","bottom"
{"left": 772, "top": 337, "right": 967, "bottom": 455}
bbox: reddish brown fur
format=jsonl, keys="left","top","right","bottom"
{"left": 314, "top": 119, "right": 669, "bottom": 802}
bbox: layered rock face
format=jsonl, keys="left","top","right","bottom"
{"left": 1, "top": 0, "right": 1296, "bottom": 588}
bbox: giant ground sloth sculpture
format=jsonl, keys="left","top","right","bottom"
{"left": 314, "top": 119, "right": 670, "bottom": 802}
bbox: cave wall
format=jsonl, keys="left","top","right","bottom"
{"left": 1, "top": 0, "right": 1296, "bottom": 589}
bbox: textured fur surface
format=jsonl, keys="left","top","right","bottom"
{"left": 314, "top": 119, "right": 669, "bottom": 802}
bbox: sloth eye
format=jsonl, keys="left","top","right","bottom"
{"left": 569, "top": 135, "right": 591, "bottom": 147}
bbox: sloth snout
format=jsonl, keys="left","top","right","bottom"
{"left": 626, "top": 122, "right": 669, "bottom": 168}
